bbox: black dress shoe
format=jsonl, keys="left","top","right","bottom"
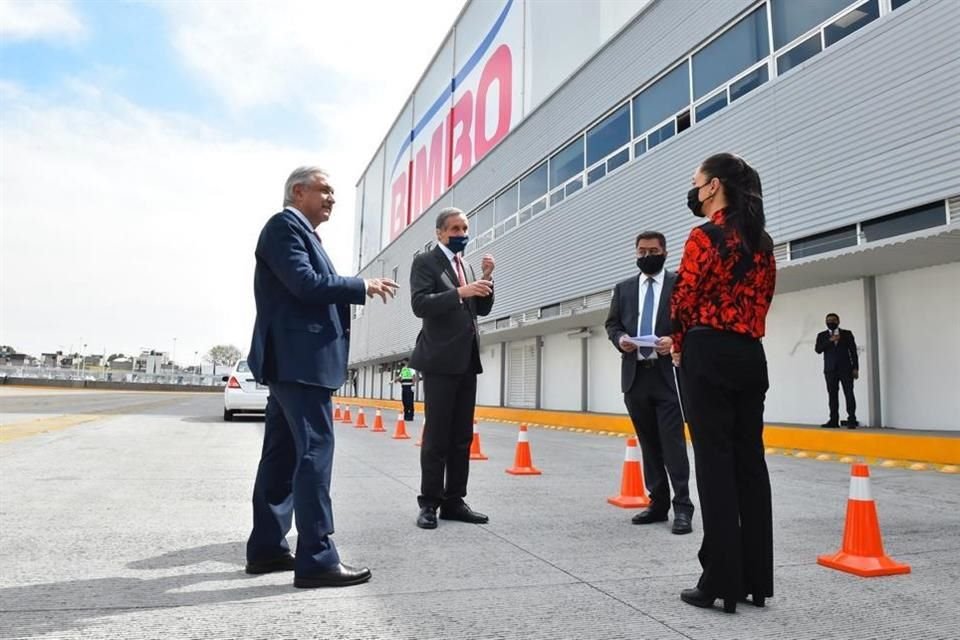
{"left": 245, "top": 552, "right": 295, "bottom": 575}
{"left": 293, "top": 563, "right": 371, "bottom": 588}
{"left": 739, "top": 594, "right": 766, "bottom": 608}
{"left": 671, "top": 512, "right": 693, "bottom": 535}
{"left": 820, "top": 421, "right": 839, "bottom": 429}
{"left": 439, "top": 502, "right": 489, "bottom": 524}
{"left": 416, "top": 506, "right": 438, "bottom": 529}
{"left": 681, "top": 587, "right": 736, "bottom": 613}
{"left": 842, "top": 419, "right": 859, "bottom": 429}
{"left": 631, "top": 508, "right": 668, "bottom": 525}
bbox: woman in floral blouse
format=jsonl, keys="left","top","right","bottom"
{"left": 671, "top": 152, "right": 776, "bottom": 614}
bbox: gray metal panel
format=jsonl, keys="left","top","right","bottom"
{"left": 349, "top": 0, "right": 960, "bottom": 365}
{"left": 452, "top": 0, "right": 756, "bottom": 214}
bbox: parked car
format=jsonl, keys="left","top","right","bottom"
{"left": 222, "top": 359, "right": 268, "bottom": 421}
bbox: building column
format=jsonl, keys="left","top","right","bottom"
{"left": 863, "top": 276, "right": 882, "bottom": 427}
{"left": 499, "top": 342, "right": 506, "bottom": 407}
{"left": 534, "top": 336, "right": 542, "bottom": 410}
{"left": 581, "top": 329, "right": 589, "bottom": 412}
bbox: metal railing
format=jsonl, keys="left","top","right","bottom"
{"left": 0, "top": 365, "right": 225, "bottom": 387}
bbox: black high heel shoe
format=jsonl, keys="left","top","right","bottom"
{"left": 681, "top": 588, "right": 736, "bottom": 613}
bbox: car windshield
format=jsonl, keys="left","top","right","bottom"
{"left": 236, "top": 360, "right": 250, "bottom": 373}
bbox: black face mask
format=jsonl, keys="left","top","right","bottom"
{"left": 826, "top": 321, "right": 839, "bottom": 331}
{"left": 687, "top": 186, "right": 706, "bottom": 218}
{"left": 636, "top": 254, "right": 666, "bottom": 275}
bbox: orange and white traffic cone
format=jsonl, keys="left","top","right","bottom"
{"left": 506, "top": 424, "right": 541, "bottom": 475}
{"left": 371, "top": 409, "right": 386, "bottom": 432}
{"left": 817, "top": 463, "right": 911, "bottom": 577}
{"left": 469, "top": 421, "right": 488, "bottom": 461}
{"left": 392, "top": 413, "right": 410, "bottom": 440}
{"left": 416, "top": 419, "right": 425, "bottom": 447}
{"left": 354, "top": 408, "right": 367, "bottom": 429}
{"left": 607, "top": 437, "right": 650, "bottom": 508}
{"left": 342, "top": 407, "right": 352, "bottom": 424}
{"left": 334, "top": 405, "right": 342, "bottom": 421}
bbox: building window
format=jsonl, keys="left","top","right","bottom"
{"left": 519, "top": 161, "right": 548, "bottom": 208}
{"left": 861, "top": 201, "right": 946, "bottom": 242}
{"left": 696, "top": 92, "right": 728, "bottom": 122}
{"left": 824, "top": 0, "right": 879, "bottom": 47}
{"left": 632, "top": 61, "right": 690, "bottom": 137}
{"left": 607, "top": 147, "right": 629, "bottom": 172}
{"left": 693, "top": 6, "right": 769, "bottom": 100}
{"left": 470, "top": 200, "right": 494, "bottom": 237}
{"left": 790, "top": 225, "right": 857, "bottom": 258}
{"left": 771, "top": 0, "right": 854, "bottom": 49}
{"left": 586, "top": 103, "right": 630, "bottom": 166}
{"left": 777, "top": 33, "right": 822, "bottom": 74}
{"left": 495, "top": 317, "right": 511, "bottom": 329}
{"left": 540, "top": 303, "right": 561, "bottom": 319}
{"left": 730, "top": 65, "right": 769, "bottom": 102}
{"left": 891, "top": 0, "right": 913, "bottom": 8}
{"left": 647, "top": 120, "right": 675, "bottom": 149}
{"left": 495, "top": 184, "right": 518, "bottom": 224}
{"left": 549, "top": 136, "right": 585, "bottom": 189}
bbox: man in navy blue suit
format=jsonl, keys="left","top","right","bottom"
{"left": 245, "top": 166, "right": 398, "bottom": 588}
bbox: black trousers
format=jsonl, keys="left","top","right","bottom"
{"left": 681, "top": 329, "right": 773, "bottom": 600}
{"left": 623, "top": 361, "right": 692, "bottom": 516}
{"left": 419, "top": 372, "right": 477, "bottom": 509}
{"left": 825, "top": 371, "right": 856, "bottom": 422}
{"left": 401, "top": 384, "right": 415, "bottom": 421}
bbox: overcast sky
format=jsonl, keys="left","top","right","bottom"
{"left": 0, "top": 0, "right": 464, "bottom": 364}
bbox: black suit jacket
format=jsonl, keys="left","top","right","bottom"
{"left": 605, "top": 271, "right": 676, "bottom": 393}
{"left": 409, "top": 246, "right": 494, "bottom": 375}
{"left": 815, "top": 328, "right": 859, "bottom": 374}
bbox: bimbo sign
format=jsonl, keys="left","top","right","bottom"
{"left": 387, "top": 0, "right": 522, "bottom": 241}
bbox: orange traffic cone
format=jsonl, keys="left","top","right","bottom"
{"left": 334, "top": 405, "right": 342, "bottom": 420}
{"left": 469, "top": 422, "right": 488, "bottom": 461}
{"left": 607, "top": 437, "right": 650, "bottom": 508}
{"left": 392, "top": 413, "right": 410, "bottom": 440}
{"left": 342, "top": 407, "right": 352, "bottom": 424}
{"left": 506, "top": 424, "right": 541, "bottom": 475}
{"left": 354, "top": 408, "right": 367, "bottom": 429}
{"left": 371, "top": 409, "right": 386, "bottom": 432}
{"left": 817, "top": 464, "right": 911, "bottom": 577}
{"left": 416, "top": 419, "right": 425, "bottom": 447}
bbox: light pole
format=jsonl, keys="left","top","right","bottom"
{"left": 172, "top": 337, "right": 178, "bottom": 373}
{"left": 80, "top": 343, "right": 87, "bottom": 378}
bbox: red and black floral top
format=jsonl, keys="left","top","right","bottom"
{"left": 670, "top": 210, "right": 776, "bottom": 352}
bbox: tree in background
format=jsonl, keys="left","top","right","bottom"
{"left": 206, "top": 345, "right": 242, "bottom": 375}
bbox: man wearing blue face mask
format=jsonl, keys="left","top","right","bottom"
{"left": 409, "top": 207, "right": 495, "bottom": 530}
{"left": 605, "top": 231, "right": 693, "bottom": 535}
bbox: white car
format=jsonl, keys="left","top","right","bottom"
{"left": 223, "top": 359, "right": 268, "bottom": 421}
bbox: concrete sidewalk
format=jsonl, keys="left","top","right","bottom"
{"left": 0, "top": 392, "right": 958, "bottom": 639}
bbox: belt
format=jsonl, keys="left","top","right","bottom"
{"left": 636, "top": 359, "right": 657, "bottom": 369}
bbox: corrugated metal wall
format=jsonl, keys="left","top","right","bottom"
{"left": 350, "top": 0, "right": 960, "bottom": 365}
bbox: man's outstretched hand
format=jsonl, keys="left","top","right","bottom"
{"left": 365, "top": 278, "right": 399, "bottom": 303}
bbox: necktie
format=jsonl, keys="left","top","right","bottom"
{"left": 454, "top": 255, "right": 467, "bottom": 287}
{"left": 639, "top": 277, "right": 655, "bottom": 358}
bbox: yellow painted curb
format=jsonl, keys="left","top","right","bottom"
{"left": 335, "top": 399, "right": 960, "bottom": 465}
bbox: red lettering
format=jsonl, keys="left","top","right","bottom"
{"left": 389, "top": 171, "right": 407, "bottom": 241}
{"left": 412, "top": 121, "right": 446, "bottom": 219}
{"left": 475, "top": 44, "right": 512, "bottom": 161}
{"left": 448, "top": 90, "right": 473, "bottom": 184}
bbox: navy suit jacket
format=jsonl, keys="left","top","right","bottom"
{"left": 605, "top": 271, "right": 677, "bottom": 394}
{"left": 247, "top": 209, "right": 366, "bottom": 389}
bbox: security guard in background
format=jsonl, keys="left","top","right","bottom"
{"left": 398, "top": 361, "right": 416, "bottom": 421}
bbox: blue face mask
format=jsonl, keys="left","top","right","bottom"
{"left": 445, "top": 235, "right": 469, "bottom": 253}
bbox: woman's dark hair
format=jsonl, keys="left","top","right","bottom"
{"left": 700, "top": 152, "right": 773, "bottom": 253}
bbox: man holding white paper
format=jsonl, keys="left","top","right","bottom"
{"left": 605, "top": 231, "right": 693, "bottom": 534}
